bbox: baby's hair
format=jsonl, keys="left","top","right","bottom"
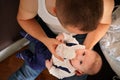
{"left": 56, "top": 0, "right": 103, "bottom": 32}
{"left": 85, "top": 51, "right": 102, "bottom": 75}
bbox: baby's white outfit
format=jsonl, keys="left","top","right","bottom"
{"left": 49, "top": 33, "right": 85, "bottom": 79}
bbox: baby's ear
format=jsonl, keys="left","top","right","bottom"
{"left": 75, "top": 70, "right": 84, "bottom": 76}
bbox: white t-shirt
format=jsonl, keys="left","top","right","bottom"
{"left": 38, "top": 0, "right": 70, "bottom": 34}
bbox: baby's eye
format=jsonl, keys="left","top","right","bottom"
{"left": 82, "top": 52, "right": 86, "bottom": 56}
{"left": 80, "top": 61, "right": 83, "bottom": 65}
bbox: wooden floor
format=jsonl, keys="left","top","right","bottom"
{"left": 0, "top": 54, "right": 58, "bottom": 80}
{"left": 0, "top": 53, "right": 24, "bottom": 80}
{"left": 0, "top": 48, "right": 57, "bottom": 80}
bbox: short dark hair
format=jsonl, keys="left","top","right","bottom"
{"left": 56, "top": 0, "right": 103, "bottom": 32}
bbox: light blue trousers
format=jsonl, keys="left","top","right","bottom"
{"left": 8, "top": 63, "right": 87, "bottom": 80}
{"left": 8, "top": 63, "right": 41, "bottom": 80}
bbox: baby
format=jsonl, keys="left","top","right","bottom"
{"left": 17, "top": 32, "right": 102, "bottom": 79}
{"left": 46, "top": 33, "right": 102, "bottom": 79}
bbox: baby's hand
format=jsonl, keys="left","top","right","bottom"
{"left": 45, "top": 59, "right": 53, "bottom": 70}
{"left": 56, "top": 33, "right": 64, "bottom": 42}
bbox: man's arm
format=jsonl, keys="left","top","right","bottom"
{"left": 17, "top": 0, "right": 62, "bottom": 60}
{"left": 17, "top": 0, "right": 52, "bottom": 45}
{"left": 83, "top": 0, "right": 114, "bottom": 49}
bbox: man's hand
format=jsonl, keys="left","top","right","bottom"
{"left": 43, "top": 37, "right": 64, "bottom": 61}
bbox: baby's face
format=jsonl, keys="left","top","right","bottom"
{"left": 71, "top": 49, "right": 97, "bottom": 73}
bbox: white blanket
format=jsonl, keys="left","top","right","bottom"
{"left": 100, "top": 6, "right": 120, "bottom": 77}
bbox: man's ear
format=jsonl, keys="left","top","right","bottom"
{"left": 52, "top": 7, "right": 56, "bottom": 14}
{"left": 75, "top": 70, "right": 84, "bottom": 76}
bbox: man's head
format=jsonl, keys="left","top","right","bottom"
{"left": 56, "top": 0, "right": 103, "bottom": 32}
{"left": 71, "top": 49, "right": 102, "bottom": 75}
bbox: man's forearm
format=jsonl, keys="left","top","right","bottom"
{"left": 83, "top": 23, "right": 110, "bottom": 49}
